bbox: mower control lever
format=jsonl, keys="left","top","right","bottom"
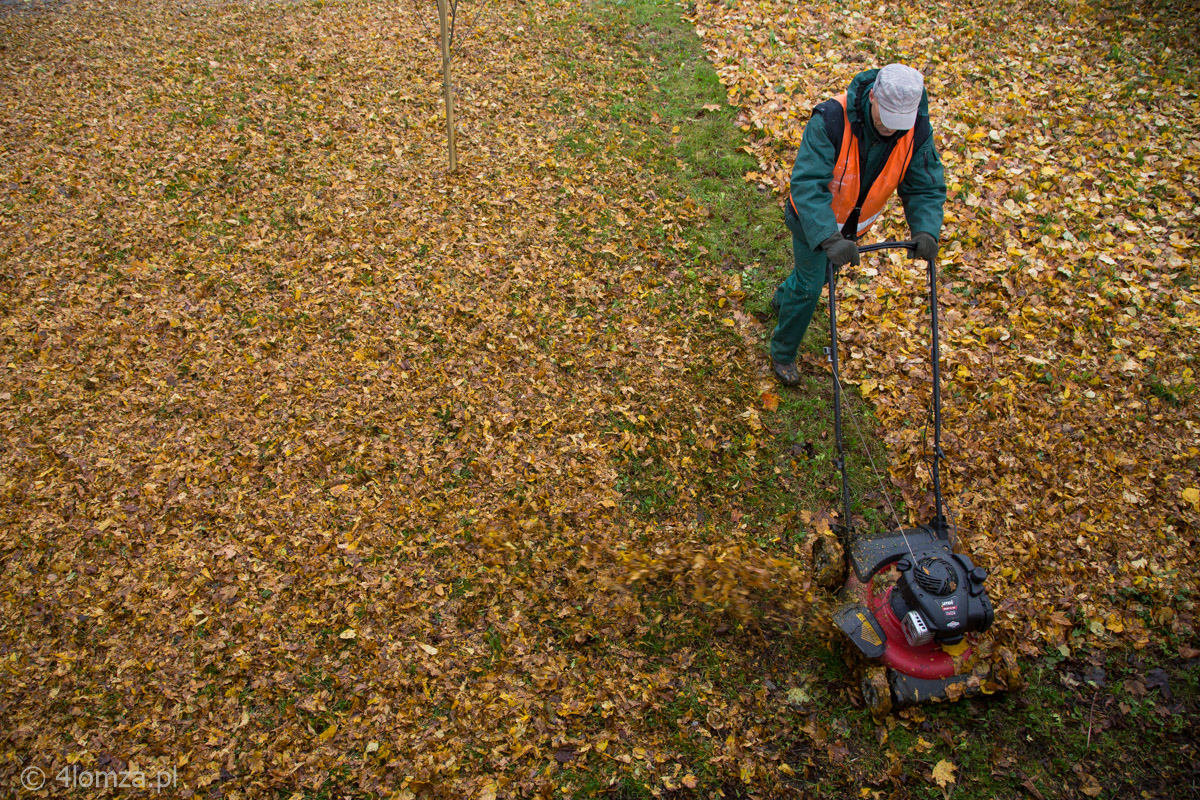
{"left": 856, "top": 240, "right": 917, "bottom": 256}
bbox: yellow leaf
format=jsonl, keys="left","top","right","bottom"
{"left": 339, "top": 628, "right": 357, "bottom": 639}
{"left": 1183, "top": 487, "right": 1200, "bottom": 512}
{"left": 417, "top": 642, "right": 438, "bottom": 656}
{"left": 941, "top": 641, "right": 968, "bottom": 657}
{"left": 931, "top": 760, "right": 956, "bottom": 788}
{"left": 318, "top": 723, "right": 338, "bottom": 743}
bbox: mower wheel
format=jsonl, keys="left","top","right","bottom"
{"left": 811, "top": 533, "right": 846, "bottom": 591}
{"left": 861, "top": 666, "right": 893, "bottom": 718}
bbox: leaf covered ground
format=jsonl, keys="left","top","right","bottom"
{"left": 1, "top": 0, "right": 1198, "bottom": 798}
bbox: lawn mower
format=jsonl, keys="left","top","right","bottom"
{"left": 810, "top": 240, "right": 1008, "bottom": 716}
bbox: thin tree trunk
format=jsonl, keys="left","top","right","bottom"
{"left": 436, "top": 0, "right": 457, "bottom": 172}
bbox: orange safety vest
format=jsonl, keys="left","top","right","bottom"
{"left": 790, "top": 93, "right": 919, "bottom": 237}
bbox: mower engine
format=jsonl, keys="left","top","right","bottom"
{"left": 890, "top": 548, "right": 993, "bottom": 647}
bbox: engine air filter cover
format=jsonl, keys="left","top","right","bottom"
{"left": 914, "top": 556, "right": 958, "bottom": 596}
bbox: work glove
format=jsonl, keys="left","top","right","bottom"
{"left": 819, "top": 234, "right": 860, "bottom": 269}
{"left": 913, "top": 231, "right": 939, "bottom": 262}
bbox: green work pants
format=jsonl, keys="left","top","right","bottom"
{"left": 770, "top": 231, "right": 830, "bottom": 364}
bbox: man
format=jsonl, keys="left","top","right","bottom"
{"left": 771, "top": 63, "right": 947, "bottom": 386}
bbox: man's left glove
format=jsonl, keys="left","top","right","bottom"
{"left": 913, "top": 232, "right": 939, "bottom": 262}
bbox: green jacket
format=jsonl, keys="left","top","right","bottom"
{"left": 788, "top": 69, "right": 947, "bottom": 252}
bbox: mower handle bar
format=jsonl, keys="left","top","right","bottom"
{"left": 827, "top": 237, "right": 946, "bottom": 537}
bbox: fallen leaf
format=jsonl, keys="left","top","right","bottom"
{"left": 931, "top": 759, "right": 956, "bottom": 789}
{"left": 1145, "top": 668, "right": 1172, "bottom": 701}
{"left": 1020, "top": 777, "right": 1046, "bottom": 800}
{"left": 785, "top": 687, "right": 810, "bottom": 706}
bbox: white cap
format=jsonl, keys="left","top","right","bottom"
{"left": 873, "top": 64, "right": 924, "bottom": 131}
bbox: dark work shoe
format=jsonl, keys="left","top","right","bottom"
{"left": 772, "top": 358, "right": 801, "bottom": 387}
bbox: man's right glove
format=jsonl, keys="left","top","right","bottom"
{"left": 819, "top": 234, "right": 860, "bottom": 268}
